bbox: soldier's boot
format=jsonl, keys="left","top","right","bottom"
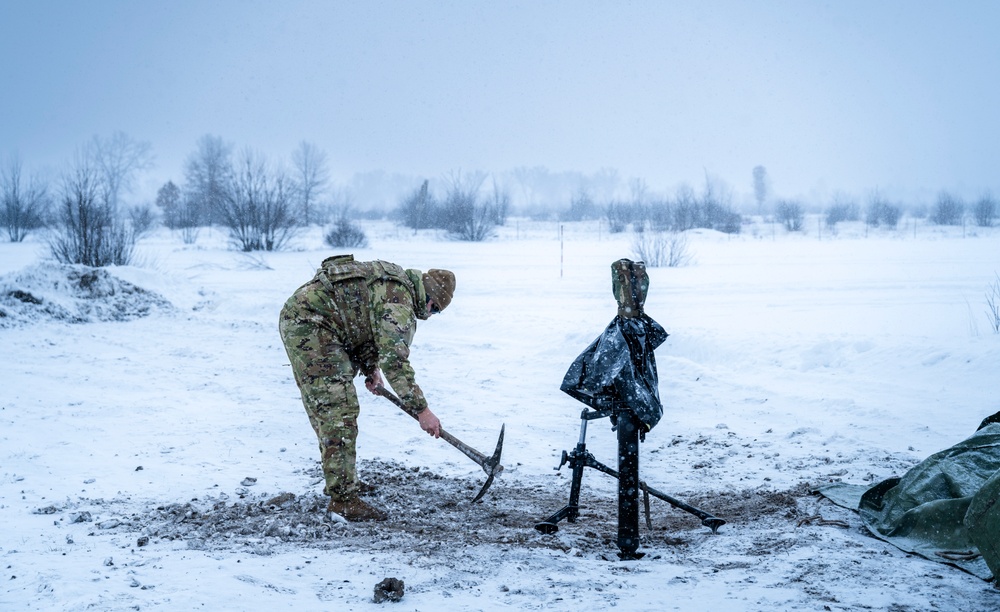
{"left": 327, "top": 497, "right": 388, "bottom": 522}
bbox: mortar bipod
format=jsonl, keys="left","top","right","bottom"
{"left": 534, "top": 408, "right": 611, "bottom": 533}
{"left": 534, "top": 408, "right": 726, "bottom": 536}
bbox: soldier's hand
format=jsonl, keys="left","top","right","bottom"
{"left": 418, "top": 408, "right": 441, "bottom": 438}
{"left": 365, "top": 370, "right": 384, "bottom": 394}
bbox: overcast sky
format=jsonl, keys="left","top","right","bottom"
{"left": 2, "top": 0, "right": 999, "bottom": 207}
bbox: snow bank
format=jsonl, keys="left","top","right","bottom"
{"left": 0, "top": 263, "right": 173, "bottom": 327}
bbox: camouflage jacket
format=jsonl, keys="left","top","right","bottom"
{"left": 297, "top": 254, "right": 430, "bottom": 415}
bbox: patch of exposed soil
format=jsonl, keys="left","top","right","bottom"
{"left": 33, "top": 461, "right": 1000, "bottom": 610}
{"left": 47, "top": 459, "right": 821, "bottom": 559}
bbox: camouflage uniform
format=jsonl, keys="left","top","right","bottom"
{"left": 278, "top": 255, "right": 431, "bottom": 501}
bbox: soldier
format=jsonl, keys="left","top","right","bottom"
{"left": 279, "top": 254, "right": 455, "bottom": 521}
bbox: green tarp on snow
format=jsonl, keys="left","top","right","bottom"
{"left": 817, "top": 418, "right": 1000, "bottom": 581}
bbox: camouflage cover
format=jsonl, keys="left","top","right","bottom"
{"left": 851, "top": 418, "right": 1000, "bottom": 580}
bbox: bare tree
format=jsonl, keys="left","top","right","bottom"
{"left": 511, "top": 165, "right": 546, "bottom": 212}
{"left": 605, "top": 200, "right": 633, "bottom": 233}
{"left": 49, "top": 151, "right": 136, "bottom": 267}
{"left": 672, "top": 184, "right": 699, "bottom": 231}
{"left": 218, "top": 149, "right": 297, "bottom": 251}
{"left": 931, "top": 191, "right": 965, "bottom": 225}
{"left": 753, "top": 165, "right": 769, "bottom": 216}
{"left": 775, "top": 199, "right": 804, "bottom": 232}
{"left": 628, "top": 177, "right": 648, "bottom": 206}
{"left": 156, "top": 180, "right": 203, "bottom": 242}
{"left": 439, "top": 171, "right": 496, "bottom": 241}
{"left": 563, "top": 187, "right": 599, "bottom": 221}
{"left": 397, "top": 179, "right": 436, "bottom": 231}
{"left": 701, "top": 173, "right": 740, "bottom": 233}
{"left": 973, "top": 194, "right": 997, "bottom": 228}
{"left": 155, "top": 180, "right": 183, "bottom": 229}
{"left": 865, "top": 191, "right": 901, "bottom": 228}
{"left": 127, "top": 203, "right": 156, "bottom": 238}
{"left": 47, "top": 134, "right": 152, "bottom": 267}
{"left": 291, "top": 141, "right": 330, "bottom": 226}
{"left": 647, "top": 197, "right": 673, "bottom": 231}
{"left": 184, "top": 135, "right": 233, "bottom": 225}
{"left": 488, "top": 177, "right": 511, "bottom": 226}
{"left": 586, "top": 167, "right": 621, "bottom": 204}
{"left": 178, "top": 194, "right": 201, "bottom": 245}
{"left": 1, "top": 155, "right": 50, "bottom": 242}
{"left": 628, "top": 177, "right": 650, "bottom": 231}
{"left": 826, "top": 192, "right": 859, "bottom": 228}
{"left": 89, "top": 131, "right": 154, "bottom": 212}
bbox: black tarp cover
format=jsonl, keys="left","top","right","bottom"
{"left": 560, "top": 259, "right": 669, "bottom": 431}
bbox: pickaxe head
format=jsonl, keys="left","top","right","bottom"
{"left": 471, "top": 424, "right": 504, "bottom": 503}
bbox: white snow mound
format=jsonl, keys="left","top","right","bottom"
{"left": 0, "top": 263, "right": 173, "bottom": 327}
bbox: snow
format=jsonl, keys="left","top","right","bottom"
{"left": 2, "top": 219, "right": 999, "bottom": 610}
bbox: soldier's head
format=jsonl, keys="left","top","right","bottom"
{"left": 422, "top": 269, "right": 456, "bottom": 315}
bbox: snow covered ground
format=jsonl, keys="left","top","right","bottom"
{"left": 2, "top": 218, "right": 999, "bottom": 610}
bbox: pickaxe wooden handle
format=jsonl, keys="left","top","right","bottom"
{"left": 373, "top": 385, "right": 504, "bottom": 502}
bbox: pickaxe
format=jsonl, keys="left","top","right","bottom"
{"left": 373, "top": 385, "right": 504, "bottom": 502}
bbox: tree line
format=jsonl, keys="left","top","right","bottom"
{"left": 1, "top": 132, "right": 157, "bottom": 266}
{"left": 3, "top": 139, "right": 998, "bottom": 267}
{"left": 0, "top": 133, "right": 517, "bottom": 262}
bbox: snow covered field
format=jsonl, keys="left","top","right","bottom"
{"left": 2, "top": 218, "right": 999, "bottom": 610}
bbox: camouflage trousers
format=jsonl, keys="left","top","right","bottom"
{"left": 279, "top": 295, "right": 362, "bottom": 502}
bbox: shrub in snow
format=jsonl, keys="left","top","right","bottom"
{"left": 973, "top": 195, "right": 996, "bottom": 228}
{"left": 562, "top": 190, "right": 600, "bottom": 221}
{"left": 397, "top": 180, "right": 437, "bottom": 231}
{"left": 324, "top": 217, "right": 369, "bottom": 249}
{"left": 439, "top": 185, "right": 499, "bottom": 242}
{"left": 632, "top": 231, "right": 692, "bottom": 268}
{"left": 605, "top": 201, "right": 634, "bottom": 233}
{"left": 49, "top": 170, "right": 138, "bottom": 267}
{"left": 931, "top": 192, "right": 965, "bottom": 226}
{"left": 825, "top": 200, "right": 859, "bottom": 227}
{"left": 1, "top": 156, "right": 49, "bottom": 243}
{"left": 865, "top": 193, "right": 901, "bottom": 229}
{"left": 775, "top": 200, "right": 804, "bottom": 232}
